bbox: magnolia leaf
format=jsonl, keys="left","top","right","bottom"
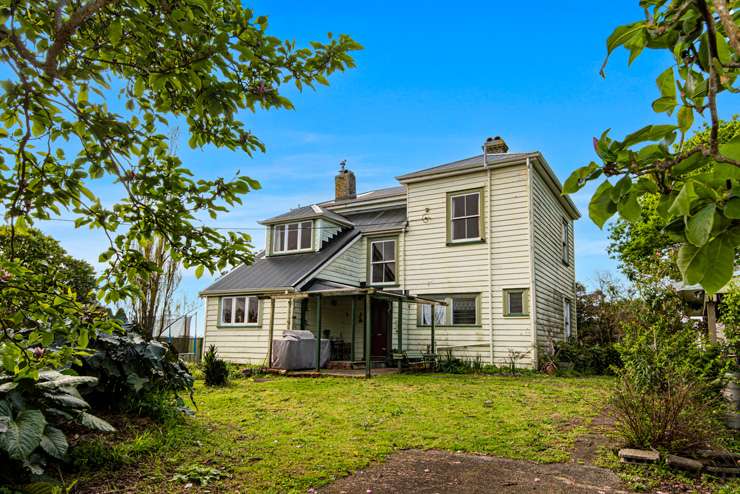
{"left": 719, "top": 135, "right": 740, "bottom": 162}
{"left": 618, "top": 192, "right": 641, "bottom": 222}
{"left": 668, "top": 181, "right": 696, "bottom": 217}
{"left": 677, "top": 243, "right": 707, "bottom": 285}
{"left": 656, "top": 67, "right": 676, "bottom": 99}
{"left": 725, "top": 198, "right": 740, "bottom": 219}
{"left": 622, "top": 124, "right": 678, "bottom": 148}
{"left": 0, "top": 409, "right": 46, "bottom": 460}
{"left": 39, "top": 426, "right": 67, "bottom": 459}
{"left": 589, "top": 180, "right": 617, "bottom": 228}
{"left": 677, "top": 106, "right": 694, "bottom": 133}
{"left": 685, "top": 204, "right": 715, "bottom": 246}
{"left": 700, "top": 235, "right": 735, "bottom": 293}
{"left": 79, "top": 412, "right": 116, "bottom": 432}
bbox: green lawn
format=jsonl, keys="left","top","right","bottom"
{"left": 75, "top": 374, "right": 612, "bottom": 493}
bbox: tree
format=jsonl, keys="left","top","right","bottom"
{"left": 0, "top": 1, "right": 360, "bottom": 379}
{"left": 608, "top": 119, "right": 740, "bottom": 284}
{"left": 565, "top": 0, "right": 739, "bottom": 294}
{"left": 127, "top": 235, "right": 182, "bottom": 339}
{"left": 0, "top": 226, "right": 97, "bottom": 303}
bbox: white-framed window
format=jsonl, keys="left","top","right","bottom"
{"left": 418, "top": 294, "right": 479, "bottom": 326}
{"left": 503, "top": 288, "right": 529, "bottom": 317}
{"left": 562, "top": 219, "right": 569, "bottom": 265}
{"left": 370, "top": 239, "right": 396, "bottom": 285}
{"left": 563, "top": 298, "right": 572, "bottom": 337}
{"left": 272, "top": 221, "right": 312, "bottom": 253}
{"left": 449, "top": 191, "right": 481, "bottom": 242}
{"left": 220, "top": 296, "right": 259, "bottom": 326}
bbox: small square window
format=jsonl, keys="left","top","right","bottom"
{"left": 504, "top": 289, "right": 529, "bottom": 317}
{"left": 452, "top": 297, "right": 477, "bottom": 325}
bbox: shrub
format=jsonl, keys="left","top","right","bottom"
{"left": 202, "top": 345, "right": 228, "bottom": 387}
{"left": 611, "top": 320, "right": 731, "bottom": 453}
{"left": 0, "top": 371, "right": 115, "bottom": 479}
{"left": 556, "top": 340, "right": 622, "bottom": 375}
{"left": 76, "top": 330, "right": 194, "bottom": 419}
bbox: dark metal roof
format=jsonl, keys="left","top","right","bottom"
{"left": 260, "top": 204, "right": 353, "bottom": 226}
{"left": 395, "top": 153, "right": 530, "bottom": 181}
{"left": 200, "top": 228, "right": 361, "bottom": 294}
{"left": 319, "top": 186, "right": 406, "bottom": 207}
{"left": 344, "top": 208, "right": 407, "bottom": 233}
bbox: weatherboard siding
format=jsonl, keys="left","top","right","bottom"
{"left": 531, "top": 165, "right": 576, "bottom": 351}
{"left": 315, "top": 237, "right": 366, "bottom": 286}
{"left": 203, "top": 296, "right": 291, "bottom": 364}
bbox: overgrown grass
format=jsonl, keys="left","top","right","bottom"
{"left": 74, "top": 374, "right": 611, "bottom": 493}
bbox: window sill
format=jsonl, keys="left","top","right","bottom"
{"left": 269, "top": 249, "right": 314, "bottom": 256}
{"left": 216, "top": 324, "right": 261, "bottom": 329}
{"left": 369, "top": 283, "right": 400, "bottom": 288}
{"left": 503, "top": 314, "right": 529, "bottom": 318}
{"left": 446, "top": 238, "right": 486, "bottom": 247}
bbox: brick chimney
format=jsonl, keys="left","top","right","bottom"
{"left": 483, "top": 136, "right": 509, "bottom": 154}
{"left": 335, "top": 160, "right": 356, "bottom": 201}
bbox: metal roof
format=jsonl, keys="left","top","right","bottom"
{"left": 259, "top": 204, "right": 353, "bottom": 226}
{"left": 395, "top": 153, "right": 530, "bottom": 181}
{"left": 344, "top": 208, "right": 407, "bottom": 233}
{"left": 200, "top": 228, "right": 361, "bottom": 295}
{"left": 319, "top": 186, "right": 406, "bottom": 207}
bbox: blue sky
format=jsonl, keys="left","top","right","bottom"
{"left": 30, "top": 1, "right": 736, "bottom": 332}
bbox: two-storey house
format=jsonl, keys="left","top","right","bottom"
{"left": 199, "top": 136, "right": 580, "bottom": 369}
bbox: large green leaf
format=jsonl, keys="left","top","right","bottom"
{"left": 0, "top": 409, "right": 46, "bottom": 460}
{"left": 700, "top": 235, "right": 735, "bottom": 293}
{"left": 668, "top": 181, "right": 696, "bottom": 217}
{"left": 622, "top": 124, "right": 678, "bottom": 148}
{"left": 686, "top": 204, "right": 715, "bottom": 246}
{"left": 589, "top": 180, "right": 617, "bottom": 228}
{"left": 79, "top": 412, "right": 116, "bottom": 432}
{"left": 35, "top": 375, "right": 98, "bottom": 390}
{"left": 39, "top": 425, "right": 67, "bottom": 459}
{"left": 677, "top": 243, "right": 707, "bottom": 285}
{"left": 725, "top": 197, "right": 740, "bottom": 219}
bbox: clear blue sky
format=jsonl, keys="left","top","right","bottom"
{"left": 31, "top": 1, "right": 736, "bottom": 332}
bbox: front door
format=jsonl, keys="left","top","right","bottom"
{"left": 370, "top": 299, "right": 391, "bottom": 358}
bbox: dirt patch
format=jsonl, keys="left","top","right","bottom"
{"left": 571, "top": 410, "right": 618, "bottom": 465}
{"left": 319, "top": 449, "right": 632, "bottom": 494}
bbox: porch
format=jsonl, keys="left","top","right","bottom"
{"left": 262, "top": 281, "right": 445, "bottom": 378}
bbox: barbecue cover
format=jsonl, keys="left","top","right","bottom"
{"left": 271, "top": 330, "right": 331, "bottom": 370}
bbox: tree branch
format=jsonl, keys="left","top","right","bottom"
{"left": 712, "top": 0, "right": 740, "bottom": 57}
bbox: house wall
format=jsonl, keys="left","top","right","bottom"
{"left": 315, "top": 237, "right": 366, "bottom": 286}
{"left": 531, "top": 162, "right": 577, "bottom": 355}
{"left": 203, "top": 295, "right": 292, "bottom": 364}
{"left": 401, "top": 166, "right": 534, "bottom": 366}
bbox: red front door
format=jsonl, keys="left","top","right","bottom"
{"left": 371, "top": 299, "right": 391, "bottom": 358}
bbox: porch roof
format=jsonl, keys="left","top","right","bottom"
{"left": 260, "top": 280, "right": 447, "bottom": 306}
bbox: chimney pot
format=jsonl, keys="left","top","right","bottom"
{"left": 335, "top": 161, "right": 356, "bottom": 201}
{"left": 483, "top": 136, "right": 509, "bottom": 154}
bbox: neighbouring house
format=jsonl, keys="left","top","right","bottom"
{"left": 199, "top": 136, "right": 580, "bottom": 369}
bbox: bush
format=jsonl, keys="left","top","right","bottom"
{"left": 611, "top": 320, "right": 731, "bottom": 453}
{"left": 556, "top": 340, "right": 622, "bottom": 375}
{"left": 202, "top": 345, "right": 228, "bottom": 387}
{"left": 76, "top": 330, "right": 194, "bottom": 419}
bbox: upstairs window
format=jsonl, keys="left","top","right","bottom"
{"left": 449, "top": 190, "right": 482, "bottom": 243}
{"left": 221, "top": 296, "right": 259, "bottom": 326}
{"left": 370, "top": 239, "right": 397, "bottom": 285}
{"left": 562, "top": 219, "right": 569, "bottom": 265}
{"left": 273, "top": 221, "right": 312, "bottom": 253}
{"left": 503, "top": 289, "right": 529, "bottom": 317}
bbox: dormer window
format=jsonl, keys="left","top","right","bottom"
{"left": 273, "top": 221, "right": 312, "bottom": 253}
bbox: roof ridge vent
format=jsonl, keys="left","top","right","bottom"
{"left": 311, "top": 204, "right": 323, "bottom": 214}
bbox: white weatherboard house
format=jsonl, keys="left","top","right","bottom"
{"left": 200, "top": 137, "right": 580, "bottom": 369}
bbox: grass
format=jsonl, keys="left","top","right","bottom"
{"left": 75, "top": 374, "right": 611, "bottom": 493}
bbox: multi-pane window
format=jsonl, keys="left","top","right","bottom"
{"left": 221, "top": 296, "right": 259, "bottom": 325}
{"left": 449, "top": 191, "right": 481, "bottom": 242}
{"left": 273, "top": 221, "right": 312, "bottom": 253}
{"left": 370, "top": 239, "right": 396, "bottom": 284}
{"left": 419, "top": 294, "right": 479, "bottom": 326}
{"left": 503, "top": 289, "right": 529, "bottom": 317}
{"left": 563, "top": 299, "right": 572, "bottom": 337}
{"left": 562, "top": 219, "right": 569, "bottom": 265}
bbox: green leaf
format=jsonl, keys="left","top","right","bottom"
{"left": 39, "top": 426, "right": 67, "bottom": 459}
{"left": 617, "top": 192, "right": 641, "bottom": 222}
{"left": 622, "top": 124, "right": 678, "bottom": 148}
{"left": 719, "top": 135, "right": 740, "bottom": 162}
{"left": 677, "top": 106, "right": 693, "bottom": 133}
{"left": 110, "top": 20, "right": 122, "bottom": 45}
{"left": 589, "top": 180, "right": 617, "bottom": 228}
{"left": 668, "top": 181, "right": 696, "bottom": 217}
{"left": 0, "top": 409, "right": 46, "bottom": 460}
{"left": 677, "top": 243, "right": 707, "bottom": 285}
{"left": 656, "top": 67, "right": 676, "bottom": 98}
{"left": 724, "top": 198, "right": 740, "bottom": 219}
{"left": 652, "top": 96, "right": 677, "bottom": 114}
{"left": 685, "top": 204, "right": 715, "bottom": 246}
{"left": 195, "top": 265, "right": 204, "bottom": 279}
{"left": 79, "top": 412, "right": 116, "bottom": 432}
{"left": 699, "top": 234, "right": 735, "bottom": 293}
{"left": 563, "top": 162, "right": 601, "bottom": 194}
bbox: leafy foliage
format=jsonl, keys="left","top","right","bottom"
{"left": 556, "top": 340, "right": 622, "bottom": 375}
{"left": 171, "top": 464, "right": 230, "bottom": 486}
{"left": 0, "top": 371, "right": 114, "bottom": 478}
{"left": 0, "top": 0, "right": 360, "bottom": 389}
{"left": 565, "top": 1, "right": 740, "bottom": 293}
{"left": 202, "top": 345, "right": 228, "bottom": 387}
{"left": 718, "top": 281, "right": 740, "bottom": 369}
{"left": 76, "top": 328, "right": 194, "bottom": 417}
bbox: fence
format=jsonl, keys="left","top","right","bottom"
{"left": 157, "top": 336, "right": 203, "bottom": 363}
